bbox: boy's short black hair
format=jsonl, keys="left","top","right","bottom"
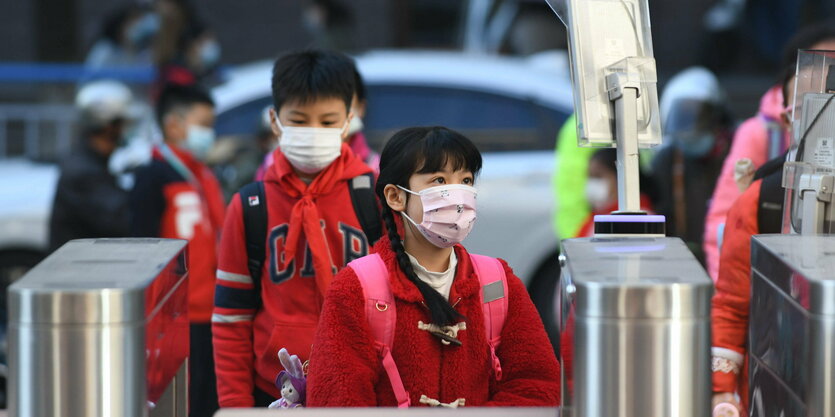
{"left": 353, "top": 63, "right": 367, "bottom": 102}
{"left": 155, "top": 84, "right": 215, "bottom": 127}
{"left": 271, "top": 50, "right": 355, "bottom": 114}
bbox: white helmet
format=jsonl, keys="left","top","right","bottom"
{"left": 75, "top": 80, "right": 136, "bottom": 127}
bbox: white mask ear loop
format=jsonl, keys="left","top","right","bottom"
{"left": 395, "top": 185, "right": 422, "bottom": 233}
{"left": 340, "top": 115, "right": 352, "bottom": 137}
{"left": 396, "top": 185, "right": 420, "bottom": 196}
{"left": 272, "top": 108, "right": 285, "bottom": 134}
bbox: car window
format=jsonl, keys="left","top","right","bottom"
{"left": 214, "top": 86, "right": 570, "bottom": 153}
{"left": 364, "top": 85, "right": 568, "bottom": 152}
{"left": 215, "top": 97, "right": 273, "bottom": 137}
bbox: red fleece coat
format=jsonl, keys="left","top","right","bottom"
{"left": 212, "top": 144, "right": 373, "bottom": 407}
{"left": 307, "top": 239, "right": 561, "bottom": 407}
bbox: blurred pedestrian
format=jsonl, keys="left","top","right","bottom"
{"left": 552, "top": 115, "right": 654, "bottom": 239}
{"left": 652, "top": 67, "right": 733, "bottom": 264}
{"left": 84, "top": 4, "right": 159, "bottom": 70}
{"left": 575, "top": 148, "right": 654, "bottom": 238}
{"left": 702, "top": 22, "right": 835, "bottom": 280}
{"left": 154, "top": 23, "right": 223, "bottom": 99}
{"left": 710, "top": 65, "right": 797, "bottom": 416}
{"left": 161, "top": 23, "right": 223, "bottom": 87}
{"left": 302, "top": 0, "right": 356, "bottom": 50}
{"left": 551, "top": 115, "right": 595, "bottom": 239}
{"left": 130, "top": 84, "right": 225, "bottom": 417}
{"left": 152, "top": 0, "right": 200, "bottom": 68}
{"left": 49, "top": 80, "right": 135, "bottom": 251}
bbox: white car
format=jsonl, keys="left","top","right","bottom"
{"left": 0, "top": 159, "right": 59, "bottom": 285}
{"left": 212, "top": 50, "right": 574, "bottom": 331}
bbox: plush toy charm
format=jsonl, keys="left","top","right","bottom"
{"left": 267, "top": 348, "right": 307, "bottom": 409}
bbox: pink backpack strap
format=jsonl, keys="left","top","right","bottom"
{"left": 348, "top": 254, "right": 411, "bottom": 408}
{"left": 469, "top": 254, "right": 508, "bottom": 381}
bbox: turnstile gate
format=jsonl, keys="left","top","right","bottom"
{"left": 559, "top": 237, "right": 713, "bottom": 417}
{"left": 8, "top": 238, "right": 189, "bottom": 417}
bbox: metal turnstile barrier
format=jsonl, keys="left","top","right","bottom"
{"left": 749, "top": 234, "right": 835, "bottom": 417}
{"left": 8, "top": 238, "right": 189, "bottom": 417}
{"left": 559, "top": 237, "right": 713, "bottom": 417}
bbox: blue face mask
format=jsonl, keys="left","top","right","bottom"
{"left": 199, "top": 40, "right": 221, "bottom": 70}
{"left": 126, "top": 13, "right": 160, "bottom": 48}
{"left": 675, "top": 131, "right": 715, "bottom": 158}
{"left": 185, "top": 125, "right": 215, "bottom": 160}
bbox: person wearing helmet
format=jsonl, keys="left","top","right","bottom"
{"left": 48, "top": 80, "right": 135, "bottom": 251}
{"left": 650, "top": 67, "right": 734, "bottom": 265}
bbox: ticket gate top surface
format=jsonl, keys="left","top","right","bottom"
{"left": 9, "top": 238, "right": 188, "bottom": 324}
{"left": 560, "top": 237, "right": 713, "bottom": 319}
{"left": 752, "top": 234, "right": 835, "bottom": 315}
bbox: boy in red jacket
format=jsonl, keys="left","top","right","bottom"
{"left": 212, "top": 50, "right": 377, "bottom": 407}
{"left": 130, "top": 84, "right": 226, "bottom": 417}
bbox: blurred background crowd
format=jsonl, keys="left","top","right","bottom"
{"left": 1, "top": 0, "right": 835, "bottom": 409}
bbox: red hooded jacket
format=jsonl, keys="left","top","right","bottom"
{"left": 212, "top": 144, "right": 373, "bottom": 407}
{"left": 306, "top": 238, "right": 561, "bottom": 407}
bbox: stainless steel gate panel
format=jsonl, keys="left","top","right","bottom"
{"left": 750, "top": 234, "right": 835, "bottom": 417}
{"left": 8, "top": 238, "right": 188, "bottom": 417}
{"left": 559, "top": 237, "right": 713, "bottom": 417}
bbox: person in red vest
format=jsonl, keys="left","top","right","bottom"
{"left": 130, "top": 84, "right": 225, "bottom": 417}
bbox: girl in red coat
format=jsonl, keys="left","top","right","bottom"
{"left": 306, "top": 126, "right": 561, "bottom": 407}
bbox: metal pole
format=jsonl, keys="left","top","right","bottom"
{"left": 614, "top": 87, "right": 641, "bottom": 212}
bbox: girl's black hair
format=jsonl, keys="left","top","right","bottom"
{"left": 375, "top": 126, "right": 483, "bottom": 326}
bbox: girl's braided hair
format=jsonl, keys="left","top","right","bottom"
{"left": 375, "top": 126, "right": 482, "bottom": 325}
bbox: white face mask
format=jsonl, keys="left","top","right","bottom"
{"left": 276, "top": 117, "right": 347, "bottom": 174}
{"left": 585, "top": 178, "right": 612, "bottom": 211}
{"left": 346, "top": 115, "right": 364, "bottom": 137}
{"left": 184, "top": 124, "right": 215, "bottom": 160}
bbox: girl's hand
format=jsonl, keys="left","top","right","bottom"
{"left": 712, "top": 392, "right": 742, "bottom": 416}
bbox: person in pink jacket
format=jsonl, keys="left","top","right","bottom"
{"left": 702, "top": 24, "right": 835, "bottom": 280}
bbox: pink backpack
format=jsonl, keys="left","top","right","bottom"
{"left": 347, "top": 253, "right": 509, "bottom": 408}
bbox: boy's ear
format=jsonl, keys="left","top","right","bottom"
{"left": 270, "top": 108, "right": 282, "bottom": 138}
{"left": 383, "top": 184, "right": 406, "bottom": 212}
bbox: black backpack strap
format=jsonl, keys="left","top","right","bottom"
{"left": 753, "top": 151, "right": 788, "bottom": 181}
{"left": 239, "top": 181, "right": 267, "bottom": 304}
{"left": 348, "top": 172, "right": 382, "bottom": 245}
{"left": 757, "top": 167, "right": 785, "bottom": 234}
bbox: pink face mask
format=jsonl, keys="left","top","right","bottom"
{"left": 398, "top": 184, "right": 478, "bottom": 248}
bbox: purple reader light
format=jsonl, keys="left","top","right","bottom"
{"left": 593, "top": 213, "right": 666, "bottom": 237}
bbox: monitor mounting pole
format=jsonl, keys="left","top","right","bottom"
{"left": 607, "top": 69, "right": 643, "bottom": 213}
